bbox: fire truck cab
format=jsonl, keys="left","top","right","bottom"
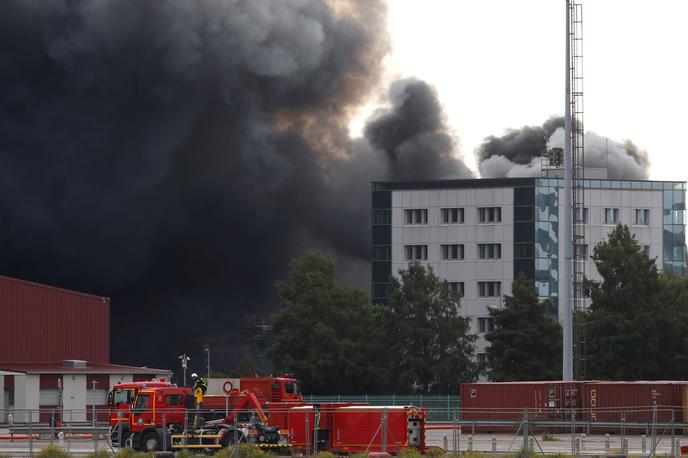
{"left": 107, "top": 380, "right": 171, "bottom": 443}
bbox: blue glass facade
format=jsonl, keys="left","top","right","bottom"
{"left": 663, "top": 183, "right": 687, "bottom": 276}
{"left": 534, "top": 180, "right": 559, "bottom": 314}
{"left": 532, "top": 178, "right": 687, "bottom": 313}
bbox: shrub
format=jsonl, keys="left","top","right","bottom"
{"left": 397, "top": 447, "right": 423, "bottom": 458}
{"left": 177, "top": 450, "right": 207, "bottom": 458}
{"left": 542, "top": 433, "right": 559, "bottom": 442}
{"left": 424, "top": 447, "right": 445, "bottom": 458}
{"left": 313, "top": 452, "right": 338, "bottom": 458}
{"left": 512, "top": 446, "right": 537, "bottom": 458}
{"left": 85, "top": 451, "right": 112, "bottom": 458}
{"left": 115, "top": 448, "right": 136, "bottom": 458}
{"left": 215, "top": 444, "right": 271, "bottom": 458}
{"left": 349, "top": 453, "right": 368, "bottom": 458}
{"left": 36, "top": 445, "right": 73, "bottom": 458}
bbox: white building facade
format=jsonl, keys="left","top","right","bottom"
{"left": 371, "top": 177, "right": 687, "bottom": 362}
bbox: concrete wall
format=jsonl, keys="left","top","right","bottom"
{"left": 109, "top": 374, "right": 133, "bottom": 389}
{"left": 62, "top": 374, "right": 86, "bottom": 422}
{"left": 391, "top": 187, "right": 515, "bottom": 356}
{"left": 12, "top": 374, "right": 39, "bottom": 422}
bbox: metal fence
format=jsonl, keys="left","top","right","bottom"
{"left": 1, "top": 406, "right": 688, "bottom": 456}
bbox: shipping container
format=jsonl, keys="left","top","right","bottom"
{"left": 0, "top": 275, "right": 110, "bottom": 363}
{"left": 460, "top": 382, "right": 581, "bottom": 432}
{"left": 460, "top": 381, "right": 688, "bottom": 434}
{"left": 581, "top": 381, "right": 687, "bottom": 433}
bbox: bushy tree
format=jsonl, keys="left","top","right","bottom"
{"left": 381, "top": 262, "right": 477, "bottom": 393}
{"left": 583, "top": 224, "right": 671, "bottom": 379}
{"left": 267, "top": 251, "right": 381, "bottom": 394}
{"left": 485, "top": 272, "right": 562, "bottom": 381}
{"left": 657, "top": 275, "right": 688, "bottom": 378}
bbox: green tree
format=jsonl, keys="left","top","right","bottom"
{"left": 381, "top": 262, "right": 477, "bottom": 393}
{"left": 583, "top": 224, "right": 670, "bottom": 379}
{"left": 266, "top": 251, "right": 382, "bottom": 394}
{"left": 657, "top": 275, "right": 688, "bottom": 378}
{"left": 485, "top": 272, "right": 562, "bottom": 381}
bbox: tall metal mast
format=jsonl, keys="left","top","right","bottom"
{"left": 570, "top": 1, "right": 586, "bottom": 381}
{"left": 562, "top": 0, "right": 585, "bottom": 381}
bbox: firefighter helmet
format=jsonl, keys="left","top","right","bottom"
{"left": 191, "top": 373, "right": 198, "bottom": 379}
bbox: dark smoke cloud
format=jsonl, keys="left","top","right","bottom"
{"left": 365, "top": 79, "right": 474, "bottom": 181}
{"left": 478, "top": 117, "right": 650, "bottom": 180}
{"left": 0, "top": 0, "right": 470, "bottom": 371}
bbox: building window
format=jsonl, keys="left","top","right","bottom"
{"left": 404, "top": 245, "right": 428, "bottom": 261}
{"left": 575, "top": 207, "right": 589, "bottom": 223}
{"left": 372, "top": 209, "right": 391, "bottom": 225}
{"left": 478, "top": 317, "right": 495, "bottom": 333}
{"left": 514, "top": 243, "right": 534, "bottom": 258}
{"left": 441, "top": 208, "right": 465, "bottom": 224}
{"left": 404, "top": 208, "right": 428, "bottom": 225}
{"left": 441, "top": 244, "right": 464, "bottom": 260}
{"left": 448, "top": 281, "right": 465, "bottom": 297}
{"left": 478, "top": 243, "right": 502, "bottom": 259}
{"left": 574, "top": 243, "right": 588, "bottom": 258}
{"left": 373, "top": 246, "right": 391, "bottom": 261}
{"left": 478, "top": 281, "right": 501, "bottom": 297}
{"left": 642, "top": 245, "right": 651, "bottom": 256}
{"left": 634, "top": 208, "right": 650, "bottom": 225}
{"left": 478, "top": 207, "right": 502, "bottom": 223}
{"left": 603, "top": 208, "right": 620, "bottom": 224}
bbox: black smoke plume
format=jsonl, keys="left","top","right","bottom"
{"left": 478, "top": 116, "right": 650, "bottom": 179}
{"left": 0, "top": 0, "right": 470, "bottom": 371}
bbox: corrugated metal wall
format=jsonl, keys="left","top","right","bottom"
{"left": 0, "top": 275, "right": 110, "bottom": 363}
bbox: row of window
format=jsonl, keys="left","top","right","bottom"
{"left": 403, "top": 207, "right": 652, "bottom": 226}
{"left": 404, "top": 207, "right": 502, "bottom": 225}
{"left": 406, "top": 244, "right": 502, "bottom": 261}
{"left": 576, "top": 207, "right": 651, "bottom": 225}
{"left": 405, "top": 242, "right": 650, "bottom": 262}
{"left": 444, "top": 281, "right": 502, "bottom": 298}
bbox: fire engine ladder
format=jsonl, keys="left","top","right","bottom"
{"left": 569, "top": 1, "right": 587, "bottom": 380}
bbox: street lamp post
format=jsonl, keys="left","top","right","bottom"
{"left": 204, "top": 347, "right": 210, "bottom": 380}
{"left": 178, "top": 354, "right": 191, "bottom": 386}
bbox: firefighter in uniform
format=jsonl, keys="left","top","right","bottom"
{"left": 191, "top": 373, "right": 207, "bottom": 427}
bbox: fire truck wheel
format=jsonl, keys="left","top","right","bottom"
{"left": 142, "top": 431, "right": 161, "bottom": 452}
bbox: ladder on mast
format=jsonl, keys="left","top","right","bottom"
{"left": 569, "top": 1, "right": 586, "bottom": 380}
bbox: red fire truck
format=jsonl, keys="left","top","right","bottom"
{"left": 124, "top": 385, "right": 426, "bottom": 454}
{"left": 107, "top": 380, "right": 172, "bottom": 442}
{"left": 127, "top": 385, "right": 285, "bottom": 452}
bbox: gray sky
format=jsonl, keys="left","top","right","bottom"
{"left": 360, "top": 0, "right": 687, "bottom": 181}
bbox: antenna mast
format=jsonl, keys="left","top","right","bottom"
{"left": 562, "top": 0, "right": 585, "bottom": 381}
{"left": 570, "top": 1, "right": 586, "bottom": 380}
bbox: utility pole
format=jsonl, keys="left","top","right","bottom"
{"left": 204, "top": 346, "right": 210, "bottom": 380}
{"left": 178, "top": 354, "right": 191, "bottom": 386}
{"left": 562, "top": 0, "right": 574, "bottom": 381}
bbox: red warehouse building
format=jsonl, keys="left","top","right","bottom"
{"left": 0, "top": 275, "right": 171, "bottom": 422}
